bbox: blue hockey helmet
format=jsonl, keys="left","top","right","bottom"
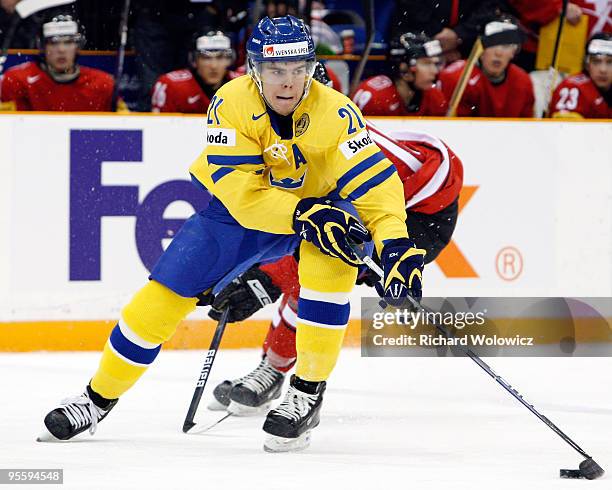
{"left": 247, "top": 15, "right": 315, "bottom": 63}
{"left": 247, "top": 15, "right": 317, "bottom": 108}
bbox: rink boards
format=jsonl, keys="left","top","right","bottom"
{"left": 0, "top": 113, "right": 611, "bottom": 350}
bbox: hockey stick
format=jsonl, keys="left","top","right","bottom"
{"left": 348, "top": 241, "right": 604, "bottom": 480}
{"left": 0, "top": 0, "right": 76, "bottom": 76}
{"left": 542, "top": 0, "right": 569, "bottom": 117}
{"left": 182, "top": 306, "right": 230, "bottom": 433}
{"left": 111, "top": 0, "right": 130, "bottom": 111}
{"left": 446, "top": 37, "right": 483, "bottom": 117}
{"left": 349, "top": 0, "right": 375, "bottom": 95}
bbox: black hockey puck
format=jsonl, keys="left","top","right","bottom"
{"left": 560, "top": 458, "right": 605, "bottom": 480}
{"left": 579, "top": 457, "right": 605, "bottom": 480}
{"left": 560, "top": 469, "right": 583, "bottom": 479}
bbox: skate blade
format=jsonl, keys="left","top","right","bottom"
{"left": 36, "top": 426, "right": 62, "bottom": 443}
{"left": 207, "top": 399, "right": 229, "bottom": 411}
{"left": 263, "top": 431, "right": 311, "bottom": 453}
{"left": 227, "top": 400, "right": 272, "bottom": 417}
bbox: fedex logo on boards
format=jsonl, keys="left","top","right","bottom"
{"left": 69, "top": 130, "right": 210, "bottom": 281}
{"left": 68, "top": 130, "right": 478, "bottom": 281}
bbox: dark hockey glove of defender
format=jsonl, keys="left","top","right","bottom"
{"left": 209, "top": 266, "right": 282, "bottom": 323}
{"left": 293, "top": 197, "right": 371, "bottom": 267}
{"left": 377, "top": 238, "right": 426, "bottom": 304}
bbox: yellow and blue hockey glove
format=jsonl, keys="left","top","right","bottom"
{"left": 293, "top": 197, "right": 371, "bottom": 266}
{"left": 377, "top": 238, "right": 426, "bottom": 304}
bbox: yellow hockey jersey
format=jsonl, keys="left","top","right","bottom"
{"left": 189, "top": 75, "right": 407, "bottom": 252}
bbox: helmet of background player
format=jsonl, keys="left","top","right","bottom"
{"left": 479, "top": 17, "right": 525, "bottom": 80}
{"left": 38, "top": 15, "right": 84, "bottom": 75}
{"left": 584, "top": 33, "right": 612, "bottom": 92}
{"left": 312, "top": 61, "right": 333, "bottom": 87}
{"left": 191, "top": 31, "right": 235, "bottom": 87}
{"left": 390, "top": 32, "right": 443, "bottom": 91}
{"left": 246, "top": 15, "right": 316, "bottom": 116}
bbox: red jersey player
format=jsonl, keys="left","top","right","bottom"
{"left": 0, "top": 15, "right": 116, "bottom": 112}
{"left": 549, "top": 33, "right": 611, "bottom": 119}
{"left": 151, "top": 31, "right": 239, "bottom": 113}
{"left": 206, "top": 120, "right": 464, "bottom": 412}
{"left": 439, "top": 17, "right": 535, "bottom": 118}
{"left": 352, "top": 32, "right": 448, "bottom": 117}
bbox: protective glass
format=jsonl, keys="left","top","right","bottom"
{"left": 489, "top": 43, "right": 519, "bottom": 53}
{"left": 253, "top": 60, "right": 316, "bottom": 86}
{"left": 415, "top": 57, "right": 443, "bottom": 71}
{"left": 45, "top": 35, "right": 80, "bottom": 46}
{"left": 197, "top": 49, "right": 234, "bottom": 61}
{"left": 587, "top": 54, "right": 612, "bottom": 67}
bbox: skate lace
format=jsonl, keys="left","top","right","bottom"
{"left": 272, "top": 385, "right": 317, "bottom": 422}
{"left": 59, "top": 394, "right": 105, "bottom": 435}
{"left": 238, "top": 359, "right": 282, "bottom": 394}
{"left": 264, "top": 142, "right": 291, "bottom": 165}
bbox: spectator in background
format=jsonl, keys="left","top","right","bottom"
{"left": 151, "top": 31, "right": 239, "bottom": 113}
{"left": 507, "top": 0, "right": 585, "bottom": 71}
{"left": 1, "top": 0, "right": 18, "bottom": 14}
{"left": 439, "top": 16, "right": 534, "bottom": 117}
{"left": 571, "top": 0, "right": 611, "bottom": 37}
{"left": 549, "top": 32, "right": 611, "bottom": 118}
{"left": 264, "top": 0, "right": 298, "bottom": 17}
{"left": 352, "top": 33, "right": 448, "bottom": 117}
{"left": 0, "top": 14, "right": 119, "bottom": 111}
{"left": 1, "top": 0, "right": 78, "bottom": 49}
{"left": 389, "top": 0, "right": 507, "bottom": 63}
{"left": 131, "top": 0, "right": 248, "bottom": 112}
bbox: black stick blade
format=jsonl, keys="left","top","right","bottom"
{"left": 560, "top": 469, "right": 583, "bottom": 479}
{"left": 579, "top": 458, "right": 605, "bottom": 480}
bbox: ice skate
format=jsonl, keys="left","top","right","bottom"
{"left": 263, "top": 375, "right": 325, "bottom": 452}
{"left": 226, "top": 358, "right": 285, "bottom": 416}
{"left": 37, "top": 385, "right": 117, "bottom": 442}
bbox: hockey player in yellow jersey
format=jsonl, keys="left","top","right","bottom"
{"left": 38, "top": 15, "right": 426, "bottom": 452}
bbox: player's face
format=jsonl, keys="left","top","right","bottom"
{"left": 413, "top": 57, "right": 441, "bottom": 90}
{"left": 45, "top": 39, "right": 78, "bottom": 72}
{"left": 480, "top": 44, "right": 517, "bottom": 78}
{"left": 260, "top": 61, "right": 309, "bottom": 115}
{"left": 587, "top": 55, "right": 612, "bottom": 91}
{"left": 196, "top": 52, "right": 232, "bottom": 87}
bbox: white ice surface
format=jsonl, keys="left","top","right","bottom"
{"left": 1, "top": 349, "right": 610, "bottom": 490}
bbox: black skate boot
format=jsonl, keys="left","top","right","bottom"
{"left": 227, "top": 358, "right": 285, "bottom": 416}
{"left": 37, "top": 385, "right": 117, "bottom": 442}
{"left": 209, "top": 380, "right": 234, "bottom": 411}
{"left": 262, "top": 375, "right": 326, "bottom": 452}
{"left": 209, "top": 358, "right": 283, "bottom": 411}
{"left": 208, "top": 357, "right": 284, "bottom": 411}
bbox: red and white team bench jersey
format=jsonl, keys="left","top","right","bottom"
{"left": 352, "top": 75, "right": 448, "bottom": 117}
{"left": 151, "top": 68, "right": 241, "bottom": 114}
{"left": 0, "top": 61, "right": 115, "bottom": 111}
{"left": 549, "top": 73, "right": 611, "bottom": 119}
{"left": 439, "top": 60, "right": 535, "bottom": 118}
